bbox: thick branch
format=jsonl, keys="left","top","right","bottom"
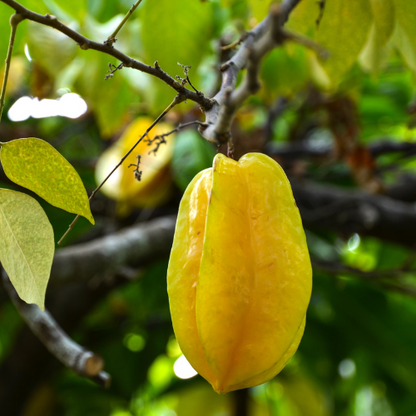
{"left": 199, "top": 0, "right": 301, "bottom": 143}
{"left": 313, "top": 259, "right": 416, "bottom": 297}
{"left": 51, "top": 191, "right": 416, "bottom": 284}
{"left": 266, "top": 139, "right": 416, "bottom": 202}
{"left": 293, "top": 182, "right": 416, "bottom": 247}
{"left": 2, "top": 271, "right": 110, "bottom": 387}
{"left": 0, "top": 0, "right": 213, "bottom": 110}
{"left": 266, "top": 138, "right": 416, "bottom": 161}
{"left": 52, "top": 215, "right": 176, "bottom": 283}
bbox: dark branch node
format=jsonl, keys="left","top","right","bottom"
{"left": 104, "top": 37, "right": 117, "bottom": 47}
{"left": 316, "top": 0, "right": 326, "bottom": 28}
{"left": 105, "top": 62, "right": 123, "bottom": 80}
{"left": 128, "top": 155, "right": 143, "bottom": 181}
{"left": 145, "top": 136, "right": 167, "bottom": 155}
{"left": 177, "top": 62, "right": 203, "bottom": 96}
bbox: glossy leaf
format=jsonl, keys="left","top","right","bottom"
{"left": 0, "top": 138, "right": 94, "bottom": 224}
{"left": 0, "top": 189, "right": 54, "bottom": 310}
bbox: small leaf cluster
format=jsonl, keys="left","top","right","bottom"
{"left": 0, "top": 138, "right": 93, "bottom": 310}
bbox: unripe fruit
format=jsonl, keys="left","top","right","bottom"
{"left": 167, "top": 153, "right": 312, "bottom": 393}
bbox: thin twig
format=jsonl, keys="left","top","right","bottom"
{"left": 128, "top": 154, "right": 142, "bottom": 181}
{"left": 105, "top": 0, "right": 144, "bottom": 46}
{"left": 104, "top": 62, "right": 123, "bottom": 80}
{"left": 2, "top": 270, "right": 111, "bottom": 387}
{"left": 57, "top": 94, "right": 185, "bottom": 245}
{"left": 316, "top": 0, "right": 326, "bottom": 28}
{"left": 176, "top": 63, "right": 202, "bottom": 95}
{"left": 0, "top": 0, "right": 213, "bottom": 110}
{"left": 221, "top": 34, "right": 247, "bottom": 51}
{"left": 284, "top": 30, "right": 329, "bottom": 59}
{"left": 145, "top": 120, "right": 208, "bottom": 154}
{"left": 0, "top": 13, "right": 23, "bottom": 123}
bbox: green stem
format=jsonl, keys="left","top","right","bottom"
{"left": 0, "top": 13, "right": 24, "bottom": 123}
{"left": 57, "top": 94, "right": 185, "bottom": 245}
{"left": 106, "top": 0, "right": 143, "bottom": 45}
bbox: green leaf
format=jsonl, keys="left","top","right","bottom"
{"left": 141, "top": 0, "right": 214, "bottom": 112}
{"left": 0, "top": 138, "right": 94, "bottom": 224}
{"left": 27, "top": 21, "right": 77, "bottom": 78}
{"left": 359, "top": 0, "right": 395, "bottom": 74}
{"left": 0, "top": 189, "right": 54, "bottom": 310}
{"left": 248, "top": 0, "right": 280, "bottom": 22}
{"left": 172, "top": 130, "right": 215, "bottom": 191}
{"left": 73, "top": 52, "right": 138, "bottom": 138}
{"left": 261, "top": 43, "right": 309, "bottom": 97}
{"left": 370, "top": 0, "right": 395, "bottom": 45}
{"left": 392, "top": 0, "right": 416, "bottom": 72}
{"left": 287, "top": 0, "right": 319, "bottom": 37}
{"left": 317, "top": 0, "right": 373, "bottom": 83}
{"left": 289, "top": 0, "right": 373, "bottom": 85}
{"left": 42, "top": 0, "right": 88, "bottom": 23}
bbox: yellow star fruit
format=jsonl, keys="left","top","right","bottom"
{"left": 167, "top": 152, "right": 312, "bottom": 393}
{"left": 95, "top": 116, "right": 174, "bottom": 215}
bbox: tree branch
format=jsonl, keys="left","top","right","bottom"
{"left": 293, "top": 182, "right": 416, "bottom": 247}
{"left": 313, "top": 259, "right": 416, "bottom": 297}
{"left": 52, "top": 216, "right": 176, "bottom": 284}
{"left": 266, "top": 138, "right": 416, "bottom": 161}
{"left": 105, "top": 0, "right": 143, "bottom": 46}
{"left": 199, "top": 0, "right": 301, "bottom": 143}
{"left": 0, "top": 0, "right": 213, "bottom": 110}
{"left": 2, "top": 271, "right": 111, "bottom": 387}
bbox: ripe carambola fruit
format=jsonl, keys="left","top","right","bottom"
{"left": 167, "top": 153, "right": 312, "bottom": 393}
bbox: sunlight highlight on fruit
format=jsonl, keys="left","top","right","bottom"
{"left": 173, "top": 355, "right": 198, "bottom": 380}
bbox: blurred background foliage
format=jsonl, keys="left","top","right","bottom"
{"left": 1, "top": 0, "right": 416, "bottom": 415}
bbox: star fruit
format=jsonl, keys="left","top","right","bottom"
{"left": 167, "top": 152, "right": 312, "bottom": 393}
{"left": 95, "top": 116, "right": 174, "bottom": 215}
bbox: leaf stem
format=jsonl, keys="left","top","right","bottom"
{"left": 105, "top": 0, "right": 144, "bottom": 46}
{"left": 57, "top": 94, "right": 185, "bottom": 245}
{"left": 0, "top": 13, "right": 24, "bottom": 123}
